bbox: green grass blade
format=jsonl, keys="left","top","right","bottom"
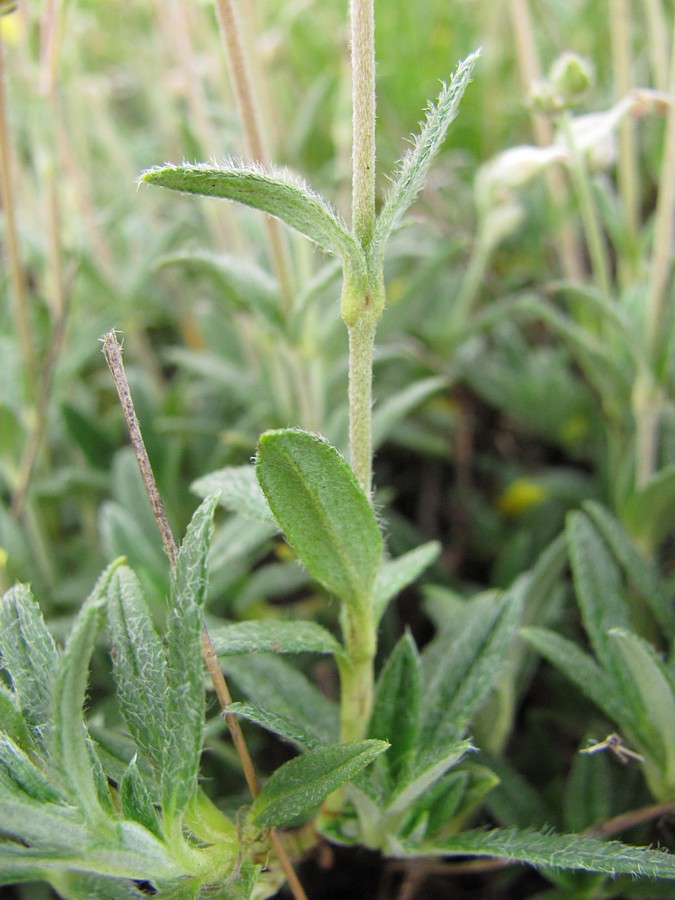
{"left": 251, "top": 739, "right": 389, "bottom": 828}
{"left": 256, "top": 429, "right": 383, "bottom": 612}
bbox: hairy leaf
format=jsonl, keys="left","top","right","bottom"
{"left": 191, "top": 465, "right": 276, "bottom": 525}
{"left": 251, "top": 739, "right": 389, "bottom": 828}
{"left": 373, "top": 542, "right": 441, "bottom": 623}
{"left": 106, "top": 566, "right": 168, "bottom": 782}
{"left": 372, "top": 51, "right": 480, "bottom": 262}
{"left": 141, "top": 161, "right": 366, "bottom": 282}
{"left": 210, "top": 620, "right": 342, "bottom": 658}
{"left": 163, "top": 495, "right": 217, "bottom": 818}
{"left": 0, "top": 583, "right": 58, "bottom": 744}
{"left": 256, "top": 430, "right": 383, "bottom": 611}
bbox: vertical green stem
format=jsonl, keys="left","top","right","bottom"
{"left": 350, "top": 0, "right": 376, "bottom": 247}
{"left": 610, "top": 0, "right": 639, "bottom": 281}
{"left": 348, "top": 317, "right": 377, "bottom": 498}
{"left": 559, "top": 111, "right": 613, "bottom": 300}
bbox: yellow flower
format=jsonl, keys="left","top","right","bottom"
{"left": 497, "top": 479, "right": 547, "bottom": 517}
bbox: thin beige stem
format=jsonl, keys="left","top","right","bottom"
{"left": 102, "top": 331, "right": 307, "bottom": 900}
{"left": 645, "top": 17, "right": 675, "bottom": 361}
{"left": 645, "top": 0, "right": 670, "bottom": 92}
{"left": 0, "top": 28, "right": 36, "bottom": 394}
{"left": 610, "top": 0, "right": 639, "bottom": 274}
{"left": 508, "top": 0, "right": 584, "bottom": 281}
{"left": 212, "top": 0, "right": 293, "bottom": 312}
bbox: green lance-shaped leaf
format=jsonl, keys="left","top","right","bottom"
{"left": 371, "top": 50, "right": 480, "bottom": 265}
{"left": 209, "top": 620, "right": 342, "bottom": 658}
{"left": 520, "top": 626, "right": 634, "bottom": 732}
{"left": 373, "top": 541, "right": 441, "bottom": 624}
{"left": 622, "top": 464, "right": 675, "bottom": 554}
{"left": 191, "top": 465, "right": 277, "bottom": 526}
{"left": 120, "top": 756, "right": 163, "bottom": 839}
{"left": 369, "top": 632, "right": 421, "bottom": 779}
{"left": 0, "top": 733, "right": 64, "bottom": 804}
{"left": 106, "top": 566, "right": 169, "bottom": 783}
{"left": 384, "top": 740, "right": 474, "bottom": 820}
{"left": 141, "top": 161, "right": 367, "bottom": 284}
{"left": 163, "top": 494, "right": 218, "bottom": 819}
{"left": 419, "top": 592, "right": 522, "bottom": 754}
{"left": 608, "top": 628, "right": 675, "bottom": 791}
{"left": 567, "top": 510, "right": 631, "bottom": 676}
{"left": 395, "top": 827, "right": 675, "bottom": 879}
{"left": 256, "top": 430, "right": 383, "bottom": 612}
{"left": 0, "top": 583, "right": 58, "bottom": 745}
{"left": 50, "top": 563, "right": 122, "bottom": 826}
{"left": 250, "top": 739, "right": 389, "bottom": 828}
{"left": 0, "top": 683, "right": 32, "bottom": 751}
{"left": 225, "top": 701, "right": 324, "bottom": 752}
{"left": 583, "top": 501, "right": 675, "bottom": 637}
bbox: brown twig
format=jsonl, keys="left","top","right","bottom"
{"left": 101, "top": 330, "right": 308, "bottom": 900}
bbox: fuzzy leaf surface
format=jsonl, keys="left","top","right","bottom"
{"left": 372, "top": 51, "right": 480, "bottom": 262}
{"left": 191, "top": 465, "right": 276, "bottom": 525}
{"left": 141, "top": 162, "right": 366, "bottom": 278}
{"left": 395, "top": 827, "right": 675, "bottom": 878}
{"left": 106, "top": 566, "right": 168, "bottom": 782}
{"left": 369, "top": 632, "right": 421, "bottom": 778}
{"left": 373, "top": 541, "right": 440, "bottom": 623}
{"left": 163, "top": 494, "right": 217, "bottom": 818}
{"left": 221, "top": 654, "right": 339, "bottom": 747}
{"left": 520, "top": 626, "right": 633, "bottom": 730}
{"left": 419, "top": 593, "right": 521, "bottom": 753}
{"left": 256, "top": 430, "right": 383, "bottom": 610}
{"left": 0, "top": 583, "right": 58, "bottom": 743}
{"left": 50, "top": 564, "right": 118, "bottom": 826}
{"left": 0, "top": 733, "right": 63, "bottom": 804}
{"left": 583, "top": 502, "right": 675, "bottom": 637}
{"left": 251, "top": 739, "right": 389, "bottom": 827}
{"left": 226, "top": 701, "right": 325, "bottom": 751}
{"left": 210, "top": 620, "right": 342, "bottom": 658}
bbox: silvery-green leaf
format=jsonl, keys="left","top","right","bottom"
{"left": 50, "top": 563, "right": 120, "bottom": 827}
{"left": 385, "top": 740, "right": 474, "bottom": 819}
{"left": 141, "top": 161, "right": 366, "bottom": 282}
{"left": 106, "top": 566, "right": 168, "bottom": 784}
{"left": 120, "top": 756, "right": 162, "bottom": 839}
{"left": 0, "top": 583, "right": 58, "bottom": 745}
{"left": 225, "top": 701, "right": 325, "bottom": 751}
{"left": 371, "top": 51, "right": 480, "bottom": 264}
{"left": 210, "top": 620, "right": 342, "bottom": 657}
{"left": 221, "top": 654, "right": 338, "bottom": 747}
{"left": 0, "top": 681, "right": 32, "bottom": 752}
{"left": 191, "top": 465, "right": 276, "bottom": 525}
{"left": 0, "top": 733, "right": 63, "bottom": 804}
{"left": 395, "top": 827, "right": 675, "bottom": 878}
{"left": 162, "top": 495, "right": 217, "bottom": 819}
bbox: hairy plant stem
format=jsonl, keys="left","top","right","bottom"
{"left": 102, "top": 331, "right": 307, "bottom": 900}
{"left": 347, "top": 317, "right": 377, "bottom": 498}
{"left": 213, "top": 0, "right": 293, "bottom": 313}
{"left": 350, "top": 0, "right": 376, "bottom": 246}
